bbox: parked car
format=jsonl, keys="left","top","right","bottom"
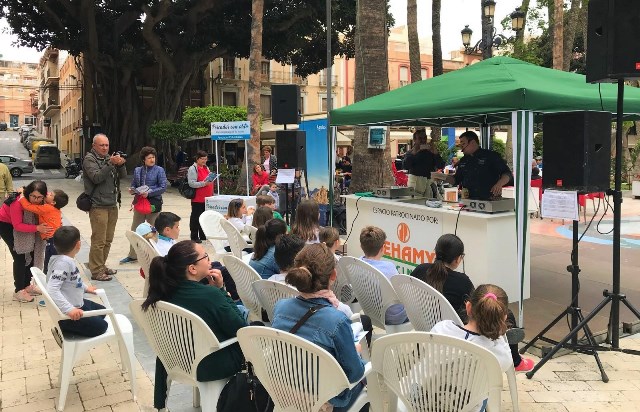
{"left": 0, "top": 122, "right": 7, "bottom": 131}
{"left": 34, "top": 144, "right": 61, "bottom": 168}
{"left": 25, "top": 136, "right": 52, "bottom": 151}
{"left": 0, "top": 155, "right": 34, "bottom": 177}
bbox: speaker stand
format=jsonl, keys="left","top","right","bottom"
{"left": 520, "top": 220, "right": 608, "bottom": 382}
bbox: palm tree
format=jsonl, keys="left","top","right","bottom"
{"left": 430, "top": 0, "right": 443, "bottom": 143}
{"left": 350, "top": 0, "right": 393, "bottom": 193}
{"left": 407, "top": 0, "right": 421, "bottom": 83}
{"left": 246, "top": 0, "right": 265, "bottom": 191}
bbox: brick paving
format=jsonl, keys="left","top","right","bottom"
{"left": 1, "top": 176, "right": 640, "bottom": 411}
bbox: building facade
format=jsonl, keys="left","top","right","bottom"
{"left": 38, "top": 48, "right": 62, "bottom": 145}
{"left": 0, "top": 60, "right": 39, "bottom": 128}
{"left": 59, "top": 55, "right": 83, "bottom": 159}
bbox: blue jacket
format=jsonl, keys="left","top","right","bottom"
{"left": 131, "top": 165, "right": 167, "bottom": 200}
{"left": 249, "top": 246, "right": 280, "bottom": 279}
{"left": 272, "top": 297, "right": 365, "bottom": 408}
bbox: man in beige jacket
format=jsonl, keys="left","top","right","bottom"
{"left": 0, "top": 162, "right": 13, "bottom": 198}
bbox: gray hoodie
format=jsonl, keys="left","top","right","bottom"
{"left": 46, "top": 255, "right": 88, "bottom": 314}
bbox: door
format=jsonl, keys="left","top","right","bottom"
{"left": 9, "top": 115, "right": 19, "bottom": 128}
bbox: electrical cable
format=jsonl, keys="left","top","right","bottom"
{"left": 598, "top": 83, "right": 604, "bottom": 111}
{"left": 596, "top": 193, "right": 614, "bottom": 235}
{"left": 343, "top": 195, "right": 363, "bottom": 244}
{"left": 454, "top": 204, "right": 466, "bottom": 237}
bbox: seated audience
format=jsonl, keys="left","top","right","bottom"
{"left": 226, "top": 198, "right": 254, "bottom": 233}
{"left": 142, "top": 240, "right": 246, "bottom": 410}
{"left": 432, "top": 284, "right": 535, "bottom": 412}
{"left": 251, "top": 206, "right": 274, "bottom": 229}
{"left": 320, "top": 226, "right": 341, "bottom": 259}
{"left": 269, "top": 234, "right": 306, "bottom": 283}
{"left": 249, "top": 218, "right": 287, "bottom": 279}
{"left": 153, "top": 212, "right": 181, "bottom": 256}
{"left": 256, "top": 194, "right": 284, "bottom": 221}
{"left": 272, "top": 244, "right": 366, "bottom": 412}
{"left": 47, "top": 226, "right": 107, "bottom": 338}
{"left": 360, "top": 226, "right": 408, "bottom": 325}
{"left": 291, "top": 199, "right": 320, "bottom": 243}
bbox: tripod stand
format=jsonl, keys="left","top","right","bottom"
{"left": 520, "top": 220, "right": 608, "bottom": 381}
{"left": 523, "top": 79, "right": 640, "bottom": 380}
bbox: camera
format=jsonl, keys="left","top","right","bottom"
{"left": 113, "top": 151, "right": 128, "bottom": 159}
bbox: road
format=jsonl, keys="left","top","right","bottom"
{"left": 0, "top": 129, "right": 66, "bottom": 181}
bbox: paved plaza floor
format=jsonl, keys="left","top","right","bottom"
{"left": 2, "top": 176, "right": 640, "bottom": 411}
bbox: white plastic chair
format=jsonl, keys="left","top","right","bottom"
{"left": 238, "top": 326, "right": 372, "bottom": 412}
{"left": 245, "top": 224, "right": 258, "bottom": 242}
{"left": 251, "top": 279, "right": 299, "bottom": 321}
{"left": 334, "top": 257, "right": 356, "bottom": 305}
{"left": 32, "top": 268, "right": 136, "bottom": 411}
{"left": 222, "top": 255, "right": 265, "bottom": 323}
{"left": 130, "top": 300, "right": 238, "bottom": 411}
{"left": 125, "top": 230, "right": 159, "bottom": 297}
{"left": 199, "top": 210, "right": 231, "bottom": 259}
{"left": 371, "top": 332, "right": 503, "bottom": 412}
{"left": 340, "top": 256, "right": 412, "bottom": 334}
{"left": 219, "top": 218, "right": 252, "bottom": 262}
{"left": 390, "top": 276, "right": 462, "bottom": 332}
{"left": 391, "top": 276, "right": 519, "bottom": 412}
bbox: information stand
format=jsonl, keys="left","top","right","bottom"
{"left": 211, "top": 121, "right": 251, "bottom": 196}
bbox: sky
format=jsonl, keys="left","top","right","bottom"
{"left": 0, "top": 0, "right": 537, "bottom": 64}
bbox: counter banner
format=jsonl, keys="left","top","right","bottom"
{"left": 369, "top": 203, "right": 443, "bottom": 274}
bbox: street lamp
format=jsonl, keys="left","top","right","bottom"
{"left": 461, "top": 1, "right": 525, "bottom": 59}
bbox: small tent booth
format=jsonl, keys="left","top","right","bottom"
{"left": 330, "top": 57, "right": 640, "bottom": 324}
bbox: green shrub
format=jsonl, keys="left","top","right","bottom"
{"left": 491, "top": 137, "right": 506, "bottom": 159}
{"left": 182, "top": 106, "right": 248, "bottom": 137}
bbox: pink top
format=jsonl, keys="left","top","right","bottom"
{"left": 0, "top": 200, "right": 38, "bottom": 232}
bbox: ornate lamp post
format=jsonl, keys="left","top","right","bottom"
{"left": 461, "top": 2, "right": 525, "bottom": 59}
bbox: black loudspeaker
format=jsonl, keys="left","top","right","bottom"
{"left": 276, "top": 130, "right": 306, "bottom": 169}
{"left": 543, "top": 111, "right": 612, "bottom": 193}
{"left": 271, "top": 84, "right": 300, "bottom": 125}
{"left": 586, "top": 0, "right": 640, "bottom": 83}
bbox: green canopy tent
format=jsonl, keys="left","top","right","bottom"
{"left": 330, "top": 57, "right": 640, "bottom": 325}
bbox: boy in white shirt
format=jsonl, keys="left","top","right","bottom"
{"left": 47, "top": 226, "right": 107, "bottom": 337}
{"left": 154, "top": 212, "right": 181, "bottom": 256}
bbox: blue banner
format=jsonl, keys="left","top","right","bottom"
{"left": 299, "top": 119, "right": 331, "bottom": 209}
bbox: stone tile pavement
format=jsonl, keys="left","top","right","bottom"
{"left": 2, "top": 176, "right": 640, "bottom": 411}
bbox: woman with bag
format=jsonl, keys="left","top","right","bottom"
{"left": 0, "top": 180, "right": 52, "bottom": 302}
{"left": 271, "top": 244, "right": 366, "bottom": 412}
{"left": 188, "top": 150, "right": 214, "bottom": 243}
{"left": 141, "top": 240, "right": 246, "bottom": 410}
{"left": 121, "top": 146, "right": 167, "bottom": 264}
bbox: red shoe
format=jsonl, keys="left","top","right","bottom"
{"left": 514, "top": 357, "right": 535, "bottom": 372}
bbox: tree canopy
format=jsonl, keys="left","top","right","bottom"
{"left": 0, "top": 0, "right": 358, "bottom": 151}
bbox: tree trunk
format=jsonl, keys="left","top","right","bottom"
{"left": 350, "top": 0, "right": 392, "bottom": 193}
{"left": 245, "top": 0, "right": 265, "bottom": 192}
{"left": 562, "top": 0, "right": 581, "bottom": 71}
{"left": 430, "top": 0, "right": 443, "bottom": 143}
{"left": 407, "top": 0, "right": 421, "bottom": 82}
{"left": 553, "top": 0, "right": 564, "bottom": 70}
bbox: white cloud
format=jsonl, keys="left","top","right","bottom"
{"left": 0, "top": 19, "right": 43, "bottom": 63}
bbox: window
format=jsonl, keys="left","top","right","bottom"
{"left": 399, "top": 66, "right": 409, "bottom": 86}
{"left": 223, "top": 58, "right": 235, "bottom": 73}
{"left": 223, "top": 92, "right": 237, "bottom": 107}
{"left": 299, "top": 96, "right": 305, "bottom": 115}
{"left": 421, "top": 68, "right": 428, "bottom": 80}
{"left": 320, "top": 96, "right": 335, "bottom": 112}
{"left": 260, "top": 94, "right": 272, "bottom": 117}
{"left": 261, "top": 61, "right": 270, "bottom": 75}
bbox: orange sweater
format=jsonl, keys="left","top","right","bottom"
{"left": 19, "top": 197, "right": 61, "bottom": 240}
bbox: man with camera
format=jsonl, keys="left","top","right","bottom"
{"left": 82, "top": 134, "right": 127, "bottom": 281}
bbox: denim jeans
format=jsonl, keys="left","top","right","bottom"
{"left": 58, "top": 299, "right": 108, "bottom": 337}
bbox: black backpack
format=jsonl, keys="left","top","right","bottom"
{"left": 216, "top": 363, "right": 273, "bottom": 412}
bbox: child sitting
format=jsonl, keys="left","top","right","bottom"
{"left": 319, "top": 227, "right": 341, "bottom": 259}
{"left": 360, "top": 225, "right": 408, "bottom": 325}
{"left": 431, "top": 284, "right": 535, "bottom": 411}
{"left": 269, "top": 234, "right": 306, "bottom": 283}
{"left": 47, "top": 226, "right": 107, "bottom": 337}
{"left": 226, "top": 198, "right": 254, "bottom": 233}
{"left": 250, "top": 218, "right": 287, "bottom": 279}
{"left": 291, "top": 199, "right": 320, "bottom": 244}
{"left": 154, "top": 212, "right": 181, "bottom": 256}
{"left": 267, "top": 182, "right": 280, "bottom": 211}
{"left": 19, "top": 189, "right": 69, "bottom": 272}
{"left": 256, "top": 195, "right": 284, "bottom": 221}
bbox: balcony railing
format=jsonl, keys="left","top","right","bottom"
{"left": 222, "top": 67, "right": 242, "bottom": 80}
{"left": 319, "top": 75, "right": 338, "bottom": 86}
{"left": 260, "top": 72, "right": 271, "bottom": 83}
{"left": 292, "top": 75, "right": 308, "bottom": 86}
{"left": 399, "top": 80, "right": 409, "bottom": 87}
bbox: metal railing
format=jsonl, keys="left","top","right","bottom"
{"left": 319, "top": 75, "right": 338, "bottom": 86}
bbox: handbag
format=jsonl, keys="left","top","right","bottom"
{"left": 178, "top": 165, "right": 196, "bottom": 199}
{"left": 133, "top": 195, "right": 152, "bottom": 215}
{"left": 76, "top": 186, "right": 96, "bottom": 212}
{"left": 217, "top": 304, "right": 324, "bottom": 412}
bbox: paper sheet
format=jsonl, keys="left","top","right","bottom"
{"left": 541, "top": 190, "right": 579, "bottom": 220}
{"left": 276, "top": 168, "right": 295, "bottom": 184}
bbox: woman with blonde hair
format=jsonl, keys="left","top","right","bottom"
{"left": 271, "top": 244, "right": 365, "bottom": 412}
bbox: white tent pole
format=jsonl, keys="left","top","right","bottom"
{"left": 215, "top": 141, "right": 220, "bottom": 195}
{"left": 512, "top": 110, "right": 533, "bottom": 328}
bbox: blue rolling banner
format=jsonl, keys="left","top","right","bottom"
{"left": 299, "top": 118, "right": 331, "bottom": 225}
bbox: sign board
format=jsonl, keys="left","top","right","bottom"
{"left": 541, "top": 190, "right": 579, "bottom": 220}
{"left": 210, "top": 121, "right": 251, "bottom": 141}
{"left": 205, "top": 195, "right": 256, "bottom": 214}
{"left": 368, "top": 126, "right": 387, "bottom": 149}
